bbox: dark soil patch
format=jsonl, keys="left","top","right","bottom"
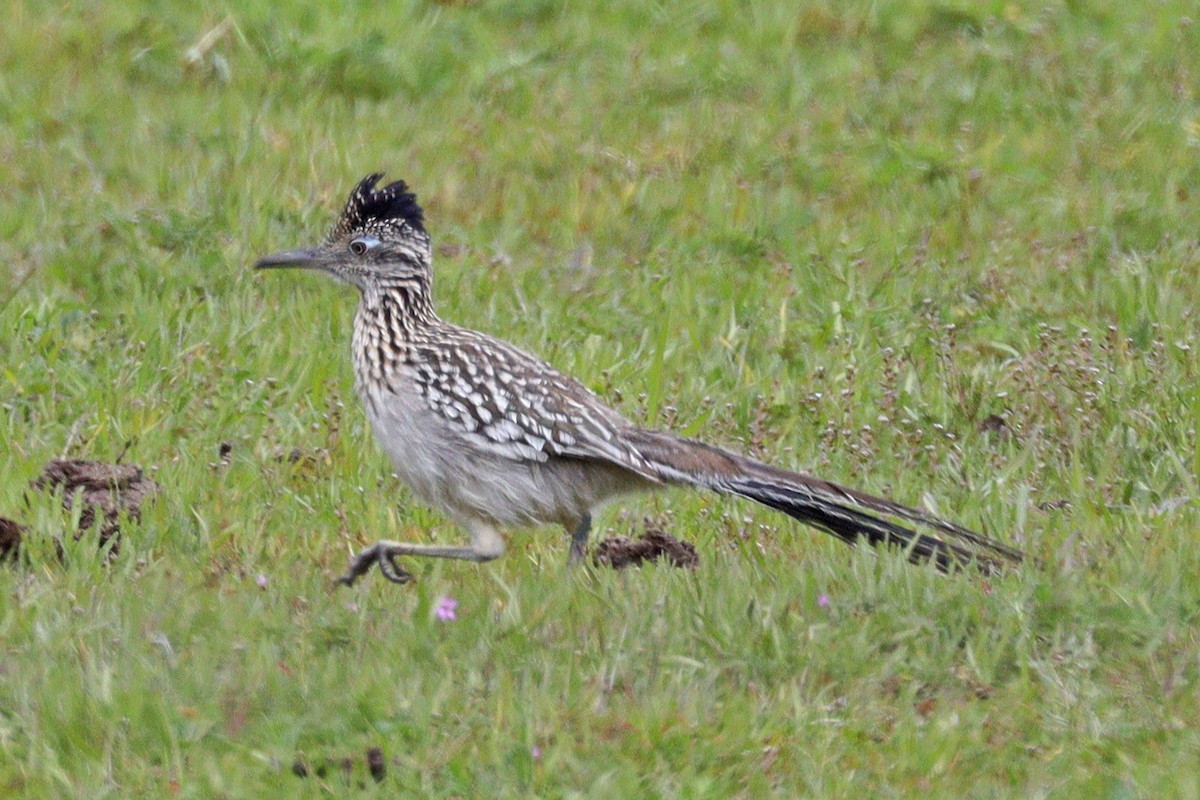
{"left": 366, "top": 747, "right": 386, "bottom": 783}
{"left": 293, "top": 746, "right": 387, "bottom": 785}
{"left": 977, "top": 414, "right": 1011, "bottom": 439}
{"left": 31, "top": 459, "right": 159, "bottom": 555}
{"left": 0, "top": 516, "right": 26, "bottom": 561}
{"left": 594, "top": 526, "right": 699, "bottom": 570}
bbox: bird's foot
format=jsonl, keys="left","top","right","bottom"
{"left": 378, "top": 549, "right": 414, "bottom": 584}
{"left": 336, "top": 542, "right": 414, "bottom": 587}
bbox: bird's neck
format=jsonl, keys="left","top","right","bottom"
{"left": 352, "top": 279, "right": 442, "bottom": 388}
{"left": 358, "top": 277, "right": 441, "bottom": 338}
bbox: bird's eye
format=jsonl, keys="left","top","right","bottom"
{"left": 349, "top": 236, "right": 380, "bottom": 256}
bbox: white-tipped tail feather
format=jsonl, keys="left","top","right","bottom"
{"left": 622, "top": 428, "right": 1022, "bottom": 573}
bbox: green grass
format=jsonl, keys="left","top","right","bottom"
{"left": 3, "top": 0, "right": 1200, "bottom": 795}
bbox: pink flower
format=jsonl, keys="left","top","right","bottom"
{"left": 531, "top": 746, "right": 542, "bottom": 761}
{"left": 817, "top": 593, "right": 830, "bottom": 609}
{"left": 256, "top": 574, "right": 268, "bottom": 590}
{"left": 435, "top": 596, "right": 458, "bottom": 622}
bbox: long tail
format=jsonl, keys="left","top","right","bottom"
{"left": 620, "top": 428, "right": 1023, "bottom": 573}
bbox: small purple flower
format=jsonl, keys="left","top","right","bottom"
{"left": 435, "top": 596, "right": 458, "bottom": 622}
{"left": 531, "top": 746, "right": 542, "bottom": 761}
{"left": 256, "top": 574, "right": 268, "bottom": 590}
{"left": 817, "top": 593, "right": 830, "bottom": 609}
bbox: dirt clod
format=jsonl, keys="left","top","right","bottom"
{"left": 594, "top": 526, "right": 699, "bottom": 570}
{"left": 0, "top": 516, "right": 27, "bottom": 561}
{"left": 31, "top": 459, "right": 159, "bottom": 554}
{"left": 366, "top": 747, "right": 386, "bottom": 783}
{"left": 977, "top": 414, "right": 1010, "bottom": 439}
{"left": 292, "top": 746, "right": 387, "bottom": 784}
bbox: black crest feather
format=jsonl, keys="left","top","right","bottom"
{"left": 330, "top": 173, "right": 425, "bottom": 240}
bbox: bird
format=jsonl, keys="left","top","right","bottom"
{"left": 255, "top": 173, "right": 1024, "bottom": 587}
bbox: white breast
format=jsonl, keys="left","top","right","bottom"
{"left": 356, "top": 370, "right": 647, "bottom": 530}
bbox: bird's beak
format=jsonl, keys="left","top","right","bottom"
{"left": 254, "top": 248, "right": 323, "bottom": 270}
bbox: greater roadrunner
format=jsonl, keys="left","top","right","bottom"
{"left": 256, "top": 173, "right": 1023, "bottom": 586}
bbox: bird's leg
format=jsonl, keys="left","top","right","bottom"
{"left": 336, "top": 541, "right": 501, "bottom": 587}
{"left": 337, "top": 523, "right": 506, "bottom": 587}
{"left": 567, "top": 512, "right": 592, "bottom": 567}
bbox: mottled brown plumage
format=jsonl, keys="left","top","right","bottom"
{"left": 256, "top": 173, "right": 1023, "bottom": 586}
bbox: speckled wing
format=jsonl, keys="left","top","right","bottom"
{"left": 407, "top": 329, "right": 659, "bottom": 478}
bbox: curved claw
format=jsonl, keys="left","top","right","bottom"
{"left": 336, "top": 543, "right": 385, "bottom": 587}
{"left": 378, "top": 551, "right": 414, "bottom": 584}
{"left": 335, "top": 554, "right": 373, "bottom": 587}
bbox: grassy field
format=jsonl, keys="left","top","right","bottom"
{"left": 3, "top": 0, "right": 1200, "bottom": 796}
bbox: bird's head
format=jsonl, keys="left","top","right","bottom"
{"left": 255, "top": 173, "right": 431, "bottom": 291}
